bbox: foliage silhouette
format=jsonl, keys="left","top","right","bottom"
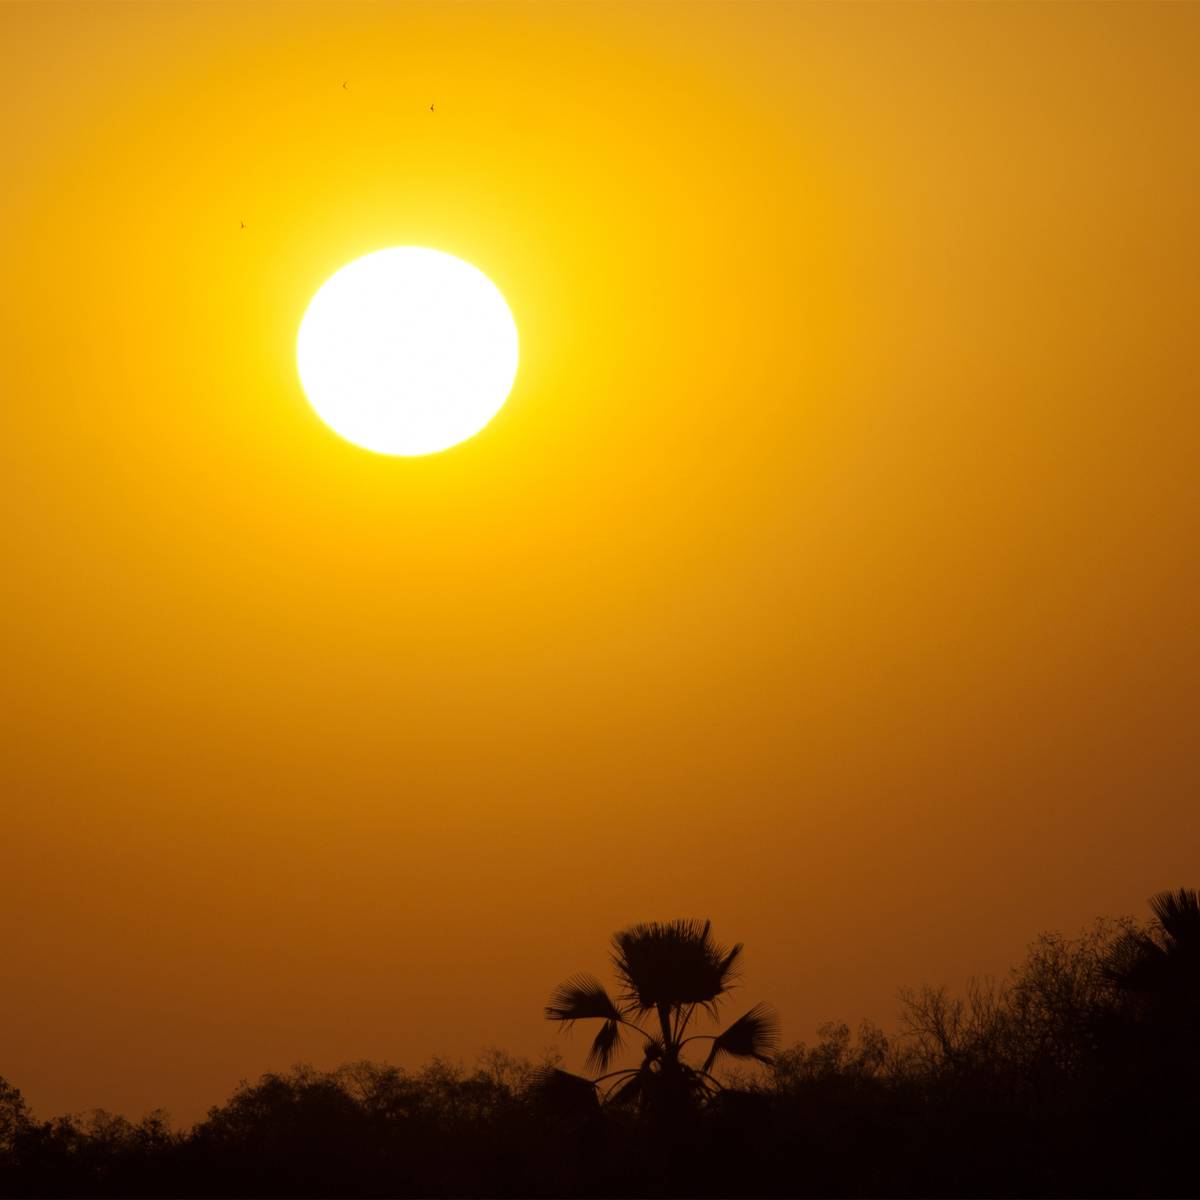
{"left": 544, "top": 919, "right": 780, "bottom": 1117}
{"left": 3, "top": 892, "right": 1200, "bottom": 1197}
{"left": 1105, "top": 887, "right": 1200, "bottom": 1004}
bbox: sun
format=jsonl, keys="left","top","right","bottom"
{"left": 296, "top": 247, "right": 519, "bottom": 456}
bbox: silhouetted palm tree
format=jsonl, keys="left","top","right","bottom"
{"left": 1105, "top": 888, "right": 1200, "bottom": 1006}
{"left": 544, "top": 919, "right": 779, "bottom": 1115}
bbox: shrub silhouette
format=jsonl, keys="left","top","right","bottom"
{"left": 0, "top": 1077, "right": 30, "bottom": 1167}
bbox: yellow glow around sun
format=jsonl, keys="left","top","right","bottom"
{"left": 296, "top": 247, "right": 519, "bottom": 456}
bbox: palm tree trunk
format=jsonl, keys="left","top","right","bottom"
{"left": 657, "top": 1003, "right": 675, "bottom": 1056}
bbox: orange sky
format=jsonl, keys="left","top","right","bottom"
{"left": 2, "top": 1, "right": 1198, "bottom": 1124}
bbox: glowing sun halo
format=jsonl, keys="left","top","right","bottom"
{"left": 296, "top": 247, "right": 519, "bottom": 456}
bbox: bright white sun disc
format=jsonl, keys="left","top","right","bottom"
{"left": 296, "top": 247, "right": 519, "bottom": 455}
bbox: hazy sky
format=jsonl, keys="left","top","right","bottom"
{"left": 3, "top": 1, "right": 1198, "bottom": 1124}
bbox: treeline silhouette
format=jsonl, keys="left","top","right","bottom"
{"left": 2, "top": 891, "right": 1198, "bottom": 1198}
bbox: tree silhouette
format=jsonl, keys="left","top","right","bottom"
{"left": 1105, "top": 887, "right": 1200, "bottom": 1005}
{"left": 0, "top": 1078, "right": 29, "bottom": 1162}
{"left": 1103, "top": 886, "right": 1200, "bottom": 1105}
{"left": 7, "top": 899, "right": 1200, "bottom": 1196}
{"left": 544, "top": 919, "right": 779, "bottom": 1115}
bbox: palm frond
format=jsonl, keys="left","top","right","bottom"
{"left": 525, "top": 1068, "right": 600, "bottom": 1117}
{"left": 545, "top": 974, "right": 622, "bottom": 1026}
{"left": 640, "top": 1035, "right": 665, "bottom": 1063}
{"left": 585, "top": 1019, "right": 625, "bottom": 1073}
{"left": 715, "top": 942, "right": 744, "bottom": 990}
{"left": 1104, "top": 931, "right": 1168, "bottom": 992}
{"left": 606, "top": 1070, "right": 648, "bottom": 1107}
{"left": 701, "top": 1003, "right": 781, "bottom": 1074}
{"left": 611, "top": 919, "right": 743, "bottom": 1010}
{"left": 1149, "top": 888, "right": 1200, "bottom": 945}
